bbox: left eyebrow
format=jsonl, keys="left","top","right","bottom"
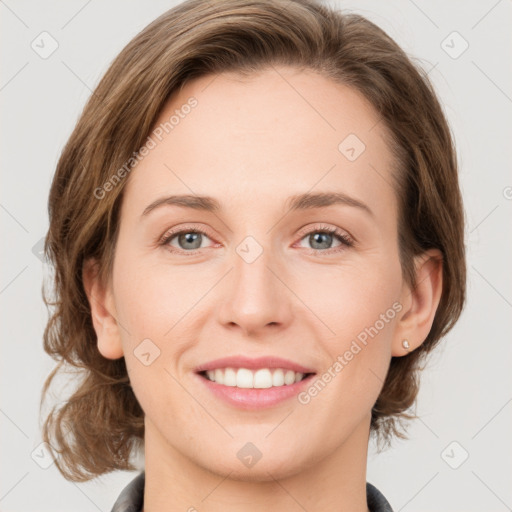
{"left": 140, "top": 191, "right": 374, "bottom": 218}
{"left": 285, "top": 192, "right": 374, "bottom": 218}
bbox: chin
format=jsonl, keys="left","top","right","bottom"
{"left": 201, "top": 450, "right": 308, "bottom": 483}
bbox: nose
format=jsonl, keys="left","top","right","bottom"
{"left": 217, "top": 244, "right": 293, "bottom": 337}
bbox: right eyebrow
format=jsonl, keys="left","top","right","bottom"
{"left": 141, "top": 195, "right": 220, "bottom": 217}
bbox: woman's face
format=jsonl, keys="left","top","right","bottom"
{"left": 101, "top": 66, "right": 417, "bottom": 479}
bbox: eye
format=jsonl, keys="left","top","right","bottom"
{"left": 158, "top": 223, "right": 354, "bottom": 256}
{"left": 296, "top": 224, "right": 354, "bottom": 254}
{"left": 159, "top": 225, "right": 216, "bottom": 254}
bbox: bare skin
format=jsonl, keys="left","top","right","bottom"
{"left": 84, "top": 65, "right": 442, "bottom": 512}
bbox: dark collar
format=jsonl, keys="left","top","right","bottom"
{"left": 111, "top": 471, "right": 394, "bottom": 512}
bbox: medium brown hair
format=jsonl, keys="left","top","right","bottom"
{"left": 40, "top": 0, "right": 466, "bottom": 482}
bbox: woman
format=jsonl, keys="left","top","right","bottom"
{"left": 40, "top": 0, "right": 466, "bottom": 510}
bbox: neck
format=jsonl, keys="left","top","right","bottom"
{"left": 143, "top": 415, "right": 371, "bottom": 512}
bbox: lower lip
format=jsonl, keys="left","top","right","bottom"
{"left": 196, "top": 372, "right": 316, "bottom": 410}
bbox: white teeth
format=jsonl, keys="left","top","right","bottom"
{"left": 203, "top": 367, "right": 307, "bottom": 388}
{"left": 284, "top": 370, "right": 296, "bottom": 385}
{"left": 253, "top": 369, "right": 272, "bottom": 389}
{"left": 236, "top": 368, "right": 254, "bottom": 388}
{"left": 223, "top": 367, "right": 237, "bottom": 386}
{"left": 272, "top": 369, "right": 285, "bottom": 387}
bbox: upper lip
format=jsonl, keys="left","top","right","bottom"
{"left": 195, "top": 355, "right": 316, "bottom": 374}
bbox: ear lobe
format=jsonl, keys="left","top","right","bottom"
{"left": 392, "top": 249, "right": 444, "bottom": 356}
{"left": 82, "top": 258, "right": 124, "bottom": 360}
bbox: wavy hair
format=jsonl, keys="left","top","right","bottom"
{"left": 40, "top": 0, "right": 466, "bottom": 482}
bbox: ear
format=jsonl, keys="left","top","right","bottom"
{"left": 392, "top": 248, "right": 443, "bottom": 356}
{"left": 82, "top": 258, "right": 124, "bottom": 360}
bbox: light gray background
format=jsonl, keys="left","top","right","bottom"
{"left": 1, "top": 1, "right": 511, "bottom": 511}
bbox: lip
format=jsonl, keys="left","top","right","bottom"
{"left": 195, "top": 372, "right": 316, "bottom": 410}
{"left": 194, "top": 355, "right": 316, "bottom": 374}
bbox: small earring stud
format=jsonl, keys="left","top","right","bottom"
{"left": 402, "top": 339, "right": 410, "bottom": 351}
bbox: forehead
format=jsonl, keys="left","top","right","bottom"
{"left": 123, "top": 66, "right": 398, "bottom": 221}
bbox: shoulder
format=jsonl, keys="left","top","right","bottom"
{"left": 367, "top": 481, "right": 394, "bottom": 512}
{"left": 110, "top": 471, "right": 145, "bottom": 512}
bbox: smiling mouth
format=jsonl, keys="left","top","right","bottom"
{"left": 197, "top": 368, "right": 316, "bottom": 388}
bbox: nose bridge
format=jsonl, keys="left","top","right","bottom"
{"left": 217, "top": 235, "right": 291, "bottom": 334}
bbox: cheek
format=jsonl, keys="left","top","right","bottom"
{"left": 111, "top": 259, "right": 200, "bottom": 419}
{"left": 294, "top": 254, "right": 402, "bottom": 340}
{"left": 111, "top": 254, "right": 210, "bottom": 401}
{"left": 297, "top": 256, "right": 402, "bottom": 400}
{"left": 113, "top": 253, "right": 205, "bottom": 338}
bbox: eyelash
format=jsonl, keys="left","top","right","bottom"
{"left": 158, "top": 223, "right": 354, "bottom": 256}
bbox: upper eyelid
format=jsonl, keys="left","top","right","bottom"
{"left": 160, "top": 224, "right": 348, "bottom": 238}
